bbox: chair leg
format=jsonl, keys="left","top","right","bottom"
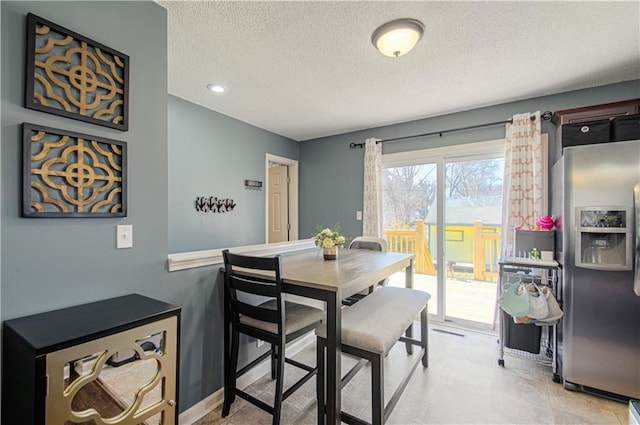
{"left": 222, "top": 329, "right": 240, "bottom": 417}
{"left": 420, "top": 308, "right": 428, "bottom": 368}
{"left": 271, "top": 344, "right": 276, "bottom": 379}
{"left": 371, "top": 353, "right": 384, "bottom": 425}
{"left": 316, "top": 337, "right": 325, "bottom": 425}
{"left": 272, "top": 341, "right": 285, "bottom": 425}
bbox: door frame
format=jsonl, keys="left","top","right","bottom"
{"left": 383, "top": 139, "right": 505, "bottom": 325}
{"left": 265, "top": 154, "right": 299, "bottom": 243}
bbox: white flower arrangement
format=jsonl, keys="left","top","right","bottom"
{"left": 314, "top": 224, "right": 347, "bottom": 249}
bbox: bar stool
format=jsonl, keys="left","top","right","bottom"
{"left": 222, "top": 249, "right": 324, "bottom": 425}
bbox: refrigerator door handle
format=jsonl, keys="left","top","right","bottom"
{"left": 634, "top": 183, "right": 640, "bottom": 296}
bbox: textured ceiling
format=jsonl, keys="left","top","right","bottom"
{"left": 158, "top": 1, "right": 640, "bottom": 141}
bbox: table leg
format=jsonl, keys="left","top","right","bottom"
{"left": 405, "top": 259, "right": 414, "bottom": 353}
{"left": 323, "top": 291, "right": 341, "bottom": 425}
{"left": 405, "top": 259, "right": 414, "bottom": 289}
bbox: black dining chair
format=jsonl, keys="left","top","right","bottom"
{"left": 222, "top": 249, "right": 324, "bottom": 425}
{"left": 342, "top": 236, "right": 390, "bottom": 306}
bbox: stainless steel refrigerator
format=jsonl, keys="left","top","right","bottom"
{"left": 551, "top": 138, "right": 640, "bottom": 399}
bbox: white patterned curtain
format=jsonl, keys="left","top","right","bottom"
{"left": 501, "top": 111, "right": 544, "bottom": 255}
{"left": 363, "top": 138, "right": 383, "bottom": 237}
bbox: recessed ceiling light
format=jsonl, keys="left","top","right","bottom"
{"left": 206, "top": 83, "right": 226, "bottom": 93}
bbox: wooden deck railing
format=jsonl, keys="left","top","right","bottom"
{"left": 472, "top": 220, "right": 500, "bottom": 281}
{"left": 384, "top": 220, "right": 436, "bottom": 274}
{"left": 384, "top": 219, "right": 500, "bottom": 280}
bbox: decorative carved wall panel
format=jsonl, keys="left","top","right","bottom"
{"left": 25, "top": 13, "right": 130, "bottom": 131}
{"left": 22, "top": 123, "right": 127, "bottom": 218}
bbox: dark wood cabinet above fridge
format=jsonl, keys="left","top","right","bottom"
{"left": 552, "top": 98, "right": 640, "bottom": 125}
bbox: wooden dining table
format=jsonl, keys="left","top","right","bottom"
{"left": 271, "top": 248, "right": 415, "bottom": 425}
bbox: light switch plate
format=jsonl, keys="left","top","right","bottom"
{"left": 356, "top": 211, "right": 362, "bottom": 221}
{"left": 116, "top": 225, "right": 133, "bottom": 249}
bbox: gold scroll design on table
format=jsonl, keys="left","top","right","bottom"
{"left": 33, "top": 23, "right": 125, "bottom": 125}
{"left": 29, "top": 130, "right": 123, "bottom": 214}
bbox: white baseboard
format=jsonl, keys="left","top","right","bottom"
{"left": 178, "top": 389, "right": 223, "bottom": 425}
{"left": 178, "top": 334, "right": 315, "bottom": 425}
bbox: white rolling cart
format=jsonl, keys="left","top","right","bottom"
{"left": 497, "top": 257, "right": 562, "bottom": 383}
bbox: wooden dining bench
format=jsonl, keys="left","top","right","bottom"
{"left": 316, "top": 286, "right": 430, "bottom": 425}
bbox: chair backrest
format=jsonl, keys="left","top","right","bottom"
{"left": 222, "top": 249, "right": 284, "bottom": 334}
{"left": 349, "top": 236, "right": 388, "bottom": 252}
{"left": 348, "top": 237, "right": 389, "bottom": 286}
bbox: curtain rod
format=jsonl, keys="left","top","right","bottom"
{"left": 349, "top": 110, "right": 554, "bottom": 149}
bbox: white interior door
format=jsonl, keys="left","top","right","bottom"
{"left": 268, "top": 165, "right": 289, "bottom": 243}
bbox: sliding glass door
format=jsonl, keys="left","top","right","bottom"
{"left": 443, "top": 157, "right": 503, "bottom": 327}
{"left": 382, "top": 141, "right": 504, "bottom": 330}
{"left": 383, "top": 162, "right": 440, "bottom": 318}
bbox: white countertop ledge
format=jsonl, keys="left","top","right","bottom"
{"left": 167, "top": 239, "right": 316, "bottom": 272}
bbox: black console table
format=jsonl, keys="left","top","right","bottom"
{"left": 2, "top": 293, "right": 181, "bottom": 425}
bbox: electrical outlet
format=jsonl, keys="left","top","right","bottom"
{"left": 356, "top": 210, "right": 362, "bottom": 221}
{"left": 256, "top": 339, "right": 264, "bottom": 348}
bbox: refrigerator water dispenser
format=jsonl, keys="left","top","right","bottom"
{"left": 575, "top": 207, "right": 632, "bottom": 270}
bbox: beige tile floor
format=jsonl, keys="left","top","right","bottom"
{"left": 193, "top": 324, "right": 629, "bottom": 425}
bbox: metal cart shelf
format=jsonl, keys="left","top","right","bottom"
{"left": 497, "top": 257, "right": 562, "bottom": 383}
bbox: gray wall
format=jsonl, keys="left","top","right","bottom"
{"left": 299, "top": 80, "right": 640, "bottom": 240}
{"left": 0, "top": 0, "right": 223, "bottom": 414}
{"left": 168, "top": 95, "right": 299, "bottom": 253}
{"left": 1, "top": 0, "right": 168, "bottom": 316}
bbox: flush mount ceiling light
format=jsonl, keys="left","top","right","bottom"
{"left": 371, "top": 18, "right": 425, "bottom": 58}
{"left": 206, "top": 83, "right": 226, "bottom": 94}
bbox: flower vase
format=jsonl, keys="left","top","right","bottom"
{"left": 323, "top": 246, "right": 337, "bottom": 260}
